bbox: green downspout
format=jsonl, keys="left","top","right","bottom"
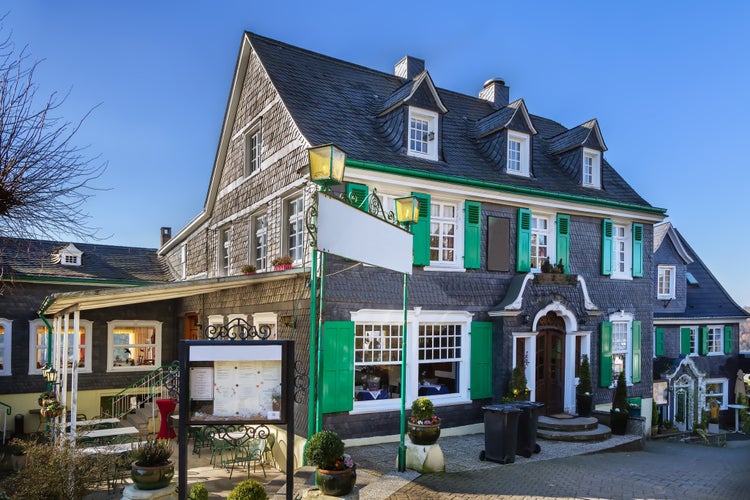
{"left": 37, "top": 297, "right": 55, "bottom": 391}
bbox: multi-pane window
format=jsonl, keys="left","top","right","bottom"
{"left": 430, "top": 202, "right": 456, "bottom": 263}
{"left": 583, "top": 154, "right": 594, "bottom": 185}
{"left": 611, "top": 321, "right": 628, "bottom": 381}
{"left": 657, "top": 265, "right": 675, "bottom": 299}
{"left": 409, "top": 116, "right": 429, "bottom": 154}
{"left": 613, "top": 225, "right": 627, "bottom": 275}
{"left": 30, "top": 320, "right": 92, "bottom": 373}
{"left": 287, "top": 197, "right": 304, "bottom": 263}
{"left": 354, "top": 323, "right": 403, "bottom": 402}
{"left": 253, "top": 214, "right": 268, "bottom": 270}
{"left": 531, "top": 216, "right": 549, "bottom": 270}
{"left": 688, "top": 326, "right": 699, "bottom": 355}
{"left": 218, "top": 227, "right": 232, "bottom": 276}
{"left": 244, "top": 129, "right": 261, "bottom": 176}
{"left": 0, "top": 320, "right": 9, "bottom": 375}
{"left": 708, "top": 326, "right": 724, "bottom": 354}
{"left": 108, "top": 321, "right": 161, "bottom": 371}
{"left": 703, "top": 379, "right": 727, "bottom": 409}
{"left": 418, "top": 324, "right": 461, "bottom": 395}
{"left": 180, "top": 244, "right": 187, "bottom": 280}
{"left": 508, "top": 139, "right": 521, "bottom": 172}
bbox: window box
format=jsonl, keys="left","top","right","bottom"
{"left": 534, "top": 273, "right": 577, "bottom": 285}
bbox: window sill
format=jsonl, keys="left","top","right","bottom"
{"left": 423, "top": 265, "right": 465, "bottom": 273}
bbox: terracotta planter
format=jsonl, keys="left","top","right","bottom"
{"left": 315, "top": 467, "right": 356, "bottom": 496}
{"left": 131, "top": 460, "right": 175, "bottom": 490}
{"left": 407, "top": 422, "right": 441, "bottom": 445}
{"left": 273, "top": 264, "right": 292, "bottom": 271}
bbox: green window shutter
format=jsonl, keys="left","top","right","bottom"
{"left": 680, "top": 327, "right": 691, "bottom": 355}
{"left": 600, "top": 321, "right": 613, "bottom": 387}
{"left": 699, "top": 326, "right": 709, "bottom": 355}
{"left": 655, "top": 327, "right": 665, "bottom": 357}
{"left": 601, "top": 219, "right": 613, "bottom": 275}
{"left": 464, "top": 201, "right": 481, "bottom": 269}
{"left": 724, "top": 325, "right": 733, "bottom": 354}
{"left": 320, "top": 321, "right": 354, "bottom": 413}
{"left": 516, "top": 208, "right": 532, "bottom": 272}
{"left": 470, "top": 321, "right": 493, "bottom": 399}
{"left": 346, "top": 182, "right": 369, "bottom": 211}
{"left": 632, "top": 223, "right": 644, "bottom": 278}
{"left": 411, "top": 192, "right": 431, "bottom": 266}
{"left": 556, "top": 214, "right": 570, "bottom": 274}
{"left": 631, "top": 321, "right": 641, "bottom": 383}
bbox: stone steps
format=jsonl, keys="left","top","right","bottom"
{"left": 537, "top": 415, "right": 611, "bottom": 442}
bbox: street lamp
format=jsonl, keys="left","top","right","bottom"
{"left": 394, "top": 196, "right": 419, "bottom": 472}
{"left": 306, "top": 144, "right": 347, "bottom": 443}
{"left": 44, "top": 366, "right": 58, "bottom": 385}
{"left": 308, "top": 144, "right": 346, "bottom": 191}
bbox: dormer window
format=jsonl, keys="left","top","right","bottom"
{"left": 407, "top": 107, "right": 438, "bottom": 161}
{"left": 507, "top": 131, "right": 530, "bottom": 176}
{"left": 582, "top": 148, "right": 601, "bottom": 188}
{"left": 59, "top": 243, "right": 83, "bottom": 267}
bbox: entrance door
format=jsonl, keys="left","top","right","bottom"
{"left": 184, "top": 313, "right": 200, "bottom": 340}
{"left": 535, "top": 313, "right": 566, "bottom": 415}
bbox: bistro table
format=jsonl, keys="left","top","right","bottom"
{"left": 77, "top": 426, "right": 139, "bottom": 444}
{"left": 727, "top": 404, "right": 748, "bottom": 433}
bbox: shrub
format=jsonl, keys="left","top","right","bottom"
{"left": 508, "top": 365, "right": 530, "bottom": 401}
{"left": 228, "top": 479, "right": 268, "bottom": 500}
{"left": 577, "top": 355, "right": 592, "bottom": 395}
{"left": 612, "top": 371, "right": 629, "bottom": 413}
{"left": 189, "top": 482, "right": 209, "bottom": 500}
{"left": 410, "top": 397, "right": 436, "bottom": 422}
{"left": 304, "top": 430, "right": 345, "bottom": 470}
{"left": 132, "top": 436, "right": 173, "bottom": 466}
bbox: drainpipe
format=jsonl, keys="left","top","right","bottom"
{"left": 37, "top": 297, "right": 56, "bottom": 391}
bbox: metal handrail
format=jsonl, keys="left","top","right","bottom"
{"left": 102, "top": 364, "right": 179, "bottom": 419}
{"left": 0, "top": 401, "right": 11, "bottom": 445}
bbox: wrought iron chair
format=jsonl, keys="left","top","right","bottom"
{"left": 228, "top": 437, "right": 266, "bottom": 479}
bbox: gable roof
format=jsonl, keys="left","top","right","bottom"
{"left": 0, "top": 237, "right": 169, "bottom": 285}
{"left": 654, "top": 226, "right": 748, "bottom": 320}
{"left": 547, "top": 119, "right": 608, "bottom": 155}
{"left": 377, "top": 71, "right": 448, "bottom": 116}
{"left": 475, "top": 98, "right": 537, "bottom": 138}
{"left": 653, "top": 222, "right": 693, "bottom": 264}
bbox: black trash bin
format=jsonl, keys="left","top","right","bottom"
{"left": 480, "top": 404, "right": 521, "bottom": 464}
{"left": 514, "top": 401, "right": 544, "bottom": 457}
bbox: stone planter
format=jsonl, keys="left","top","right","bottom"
{"left": 315, "top": 467, "right": 356, "bottom": 496}
{"left": 131, "top": 461, "right": 175, "bottom": 490}
{"left": 407, "top": 422, "right": 441, "bottom": 445}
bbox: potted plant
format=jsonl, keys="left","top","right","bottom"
{"left": 304, "top": 430, "right": 356, "bottom": 496}
{"left": 610, "top": 371, "right": 629, "bottom": 435}
{"left": 40, "top": 399, "right": 63, "bottom": 419}
{"left": 407, "top": 397, "right": 441, "bottom": 445}
{"left": 576, "top": 355, "right": 593, "bottom": 417}
{"left": 271, "top": 255, "right": 293, "bottom": 271}
{"left": 131, "top": 437, "right": 175, "bottom": 490}
{"left": 651, "top": 400, "right": 659, "bottom": 436}
{"left": 37, "top": 391, "right": 55, "bottom": 407}
{"left": 240, "top": 264, "right": 256, "bottom": 275}
{"left": 9, "top": 438, "right": 27, "bottom": 471}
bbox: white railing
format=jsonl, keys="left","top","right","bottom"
{"left": 0, "top": 401, "right": 11, "bottom": 445}
{"left": 103, "top": 364, "right": 179, "bottom": 420}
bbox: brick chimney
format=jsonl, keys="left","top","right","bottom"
{"left": 479, "top": 78, "right": 509, "bottom": 109}
{"left": 160, "top": 227, "right": 171, "bottom": 246}
{"left": 394, "top": 56, "right": 425, "bottom": 80}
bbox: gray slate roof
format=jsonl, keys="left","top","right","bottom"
{"left": 247, "top": 32, "right": 654, "bottom": 210}
{"left": 0, "top": 238, "right": 169, "bottom": 284}
{"left": 655, "top": 227, "right": 748, "bottom": 319}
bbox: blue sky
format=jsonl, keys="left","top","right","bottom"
{"left": 5, "top": 1, "right": 750, "bottom": 307}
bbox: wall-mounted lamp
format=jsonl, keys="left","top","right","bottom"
{"left": 522, "top": 314, "right": 530, "bottom": 325}
{"left": 280, "top": 314, "right": 296, "bottom": 328}
{"left": 308, "top": 144, "right": 347, "bottom": 191}
{"left": 44, "top": 366, "right": 58, "bottom": 384}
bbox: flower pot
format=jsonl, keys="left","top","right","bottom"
{"left": 610, "top": 410, "right": 628, "bottom": 435}
{"left": 407, "top": 421, "right": 441, "bottom": 445}
{"left": 40, "top": 407, "right": 62, "bottom": 419}
{"left": 315, "top": 467, "right": 356, "bottom": 496}
{"left": 576, "top": 393, "right": 593, "bottom": 417}
{"left": 273, "top": 264, "right": 292, "bottom": 271}
{"left": 131, "top": 460, "right": 175, "bottom": 490}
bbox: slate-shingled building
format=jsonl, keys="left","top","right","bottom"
{"left": 151, "top": 32, "right": 668, "bottom": 440}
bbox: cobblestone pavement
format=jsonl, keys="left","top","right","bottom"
{"left": 386, "top": 439, "right": 750, "bottom": 500}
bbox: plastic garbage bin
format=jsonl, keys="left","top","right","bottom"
{"left": 515, "top": 401, "right": 544, "bottom": 457}
{"left": 480, "top": 404, "right": 521, "bottom": 464}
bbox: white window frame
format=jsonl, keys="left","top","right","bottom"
{"left": 407, "top": 107, "right": 438, "bottom": 161}
{"left": 28, "top": 318, "right": 93, "bottom": 375}
{"left": 251, "top": 214, "right": 268, "bottom": 271}
{"left": 244, "top": 125, "right": 262, "bottom": 177}
{"left": 349, "top": 309, "right": 472, "bottom": 413}
{"left": 59, "top": 244, "right": 83, "bottom": 266}
{"left": 531, "top": 214, "right": 551, "bottom": 271}
{"left": 657, "top": 265, "right": 676, "bottom": 299}
{"left": 582, "top": 148, "right": 601, "bottom": 188}
{"left": 611, "top": 223, "right": 632, "bottom": 280}
{"left": 507, "top": 131, "right": 530, "bottom": 177}
{"left": 685, "top": 325, "right": 699, "bottom": 356}
{"left": 106, "top": 320, "right": 162, "bottom": 372}
{"left": 707, "top": 325, "right": 724, "bottom": 355}
{"left": 285, "top": 196, "right": 305, "bottom": 265}
{"left": 609, "top": 311, "right": 632, "bottom": 385}
{"left": 218, "top": 226, "right": 232, "bottom": 276}
{"left": 429, "top": 201, "right": 459, "bottom": 267}
{"left": 180, "top": 244, "right": 187, "bottom": 280}
{"left": 703, "top": 378, "right": 728, "bottom": 410}
{"left": 252, "top": 312, "right": 278, "bottom": 341}
{"left": 0, "top": 318, "right": 11, "bottom": 376}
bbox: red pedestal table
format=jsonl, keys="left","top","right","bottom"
{"left": 155, "top": 398, "right": 177, "bottom": 439}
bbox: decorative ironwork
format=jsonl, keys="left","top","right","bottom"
{"left": 343, "top": 187, "right": 399, "bottom": 225}
{"left": 202, "top": 423, "right": 271, "bottom": 445}
{"left": 204, "top": 317, "right": 272, "bottom": 340}
{"left": 294, "top": 360, "right": 308, "bottom": 404}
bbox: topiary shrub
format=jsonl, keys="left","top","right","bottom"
{"left": 227, "top": 479, "right": 268, "bottom": 500}
{"left": 612, "top": 370, "right": 629, "bottom": 413}
{"left": 304, "top": 430, "right": 345, "bottom": 470}
{"left": 577, "top": 354, "right": 592, "bottom": 395}
{"left": 189, "top": 482, "right": 209, "bottom": 500}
